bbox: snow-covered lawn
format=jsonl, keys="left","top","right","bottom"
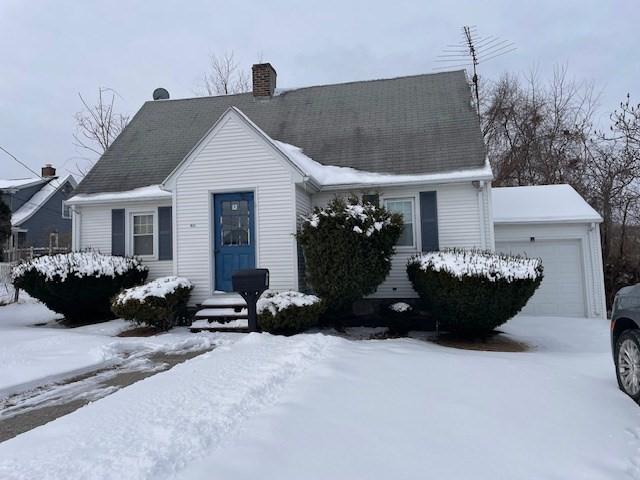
{"left": 0, "top": 298, "right": 218, "bottom": 398}
{"left": 0, "top": 304, "right": 638, "bottom": 479}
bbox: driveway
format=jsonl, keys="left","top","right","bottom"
{"left": 0, "top": 314, "right": 638, "bottom": 479}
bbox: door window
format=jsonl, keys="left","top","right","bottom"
{"left": 221, "top": 200, "right": 250, "bottom": 246}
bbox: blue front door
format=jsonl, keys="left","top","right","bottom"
{"left": 214, "top": 192, "right": 256, "bottom": 292}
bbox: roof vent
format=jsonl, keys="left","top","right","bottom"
{"left": 152, "top": 88, "right": 170, "bottom": 100}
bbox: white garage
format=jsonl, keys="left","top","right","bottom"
{"left": 492, "top": 185, "right": 606, "bottom": 318}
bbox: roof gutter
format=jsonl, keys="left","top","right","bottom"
{"left": 66, "top": 194, "right": 173, "bottom": 207}
{"left": 494, "top": 217, "right": 603, "bottom": 225}
{"left": 316, "top": 171, "right": 493, "bottom": 192}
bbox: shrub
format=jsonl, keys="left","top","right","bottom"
{"left": 385, "top": 302, "right": 415, "bottom": 334}
{"left": 111, "top": 276, "right": 193, "bottom": 331}
{"left": 12, "top": 252, "right": 148, "bottom": 324}
{"left": 407, "top": 249, "right": 543, "bottom": 336}
{"left": 257, "top": 290, "right": 324, "bottom": 335}
{"left": 297, "top": 197, "right": 403, "bottom": 314}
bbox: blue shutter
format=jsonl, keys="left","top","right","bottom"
{"left": 362, "top": 194, "right": 379, "bottom": 206}
{"left": 420, "top": 192, "right": 439, "bottom": 251}
{"left": 111, "top": 209, "right": 125, "bottom": 256}
{"left": 158, "top": 206, "right": 173, "bottom": 261}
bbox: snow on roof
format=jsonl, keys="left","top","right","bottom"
{"left": 66, "top": 184, "right": 172, "bottom": 205}
{"left": 0, "top": 177, "right": 46, "bottom": 190}
{"left": 272, "top": 140, "right": 493, "bottom": 188}
{"left": 11, "top": 175, "right": 77, "bottom": 226}
{"left": 492, "top": 185, "right": 602, "bottom": 224}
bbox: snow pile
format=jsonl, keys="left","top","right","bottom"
{"left": 389, "top": 302, "right": 412, "bottom": 313}
{"left": 114, "top": 276, "right": 192, "bottom": 305}
{"left": 409, "top": 249, "right": 543, "bottom": 282}
{"left": 273, "top": 140, "right": 493, "bottom": 187}
{"left": 12, "top": 252, "right": 146, "bottom": 282}
{"left": 257, "top": 290, "right": 321, "bottom": 316}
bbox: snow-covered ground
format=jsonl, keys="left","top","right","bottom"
{"left": 0, "top": 305, "right": 638, "bottom": 479}
{"left": 0, "top": 298, "right": 219, "bottom": 398}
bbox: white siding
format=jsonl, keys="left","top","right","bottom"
{"left": 173, "top": 115, "right": 299, "bottom": 304}
{"left": 312, "top": 182, "right": 489, "bottom": 298}
{"left": 494, "top": 222, "right": 606, "bottom": 318}
{"left": 295, "top": 186, "right": 313, "bottom": 228}
{"left": 295, "top": 185, "right": 313, "bottom": 291}
{"left": 75, "top": 201, "right": 173, "bottom": 280}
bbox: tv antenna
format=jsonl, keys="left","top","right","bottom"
{"left": 434, "top": 25, "right": 516, "bottom": 116}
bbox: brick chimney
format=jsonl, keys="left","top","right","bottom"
{"left": 41, "top": 164, "right": 56, "bottom": 178}
{"left": 252, "top": 63, "right": 277, "bottom": 97}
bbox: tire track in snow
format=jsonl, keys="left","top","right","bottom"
{"left": 0, "top": 332, "right": 341, "bottom": 480}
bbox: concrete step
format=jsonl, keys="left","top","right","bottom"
{"left": 201, "top": 293, "right": 246, "bottom": 308}
{"left": 194, "top": 308, "right": 248, "bottom": 319}
{"left": 190, "top": 318, "right": 249, "bottom": 333}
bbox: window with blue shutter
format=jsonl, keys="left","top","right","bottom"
{"left": 111, "top": 209, "right": 125, "bottom": 256}
{"left": 158, "top": 206, "right": 173, "bottom": 260}
{"left": 419, "top": 191, "right": 439, "bottom": 251}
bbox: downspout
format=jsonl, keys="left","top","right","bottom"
{"left": 71, "top": 206, "right": 81, "bottom": 251}
{"left": 474, "top": 180, "right": 486, "bottom": 249}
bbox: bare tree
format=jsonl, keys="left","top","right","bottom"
{"left": 481, "top": 66, "right": 640, "bottom": 307}
{"left": 583, "top": 95, "right": 640, "bottom": 304}
{"left": 481, "top": 65, "right": 597, "bottom": 187}
{"left": 197, "top": 52, "right": 250, "bottom": 96}
{"left": 73, "top": 87, "right": 129, "bottom": 174}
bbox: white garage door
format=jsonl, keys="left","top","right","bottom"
{"left": 495, "top": 239, "right": 586, "bottom": 317}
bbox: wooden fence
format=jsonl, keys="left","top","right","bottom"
{"left": 1, "top": 247, "right": 69, "bottom": 263}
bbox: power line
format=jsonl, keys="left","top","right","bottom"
{"left": 0, "top": 145, "right": 41, "bottom": 177}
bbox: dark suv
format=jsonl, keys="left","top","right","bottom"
{"left": 612, "top": 284, "right": 640, "bottom": 403}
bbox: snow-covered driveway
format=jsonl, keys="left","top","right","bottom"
{"left": 1, "top": 314, "right": 639, "bottom": 479}
{"left": 0, "top": 300, "right": 218, "bottom": 398}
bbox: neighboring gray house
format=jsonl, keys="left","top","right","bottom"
{"left": 1, "top": 165, "right": 77, "bottom": 256}
{"left": 67, "top": 64, "right": 606, "bottom": 318}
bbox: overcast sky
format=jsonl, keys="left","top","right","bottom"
{"left": 1, "top": 0, "right": 638, "bottom": 179}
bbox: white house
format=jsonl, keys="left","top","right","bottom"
{"left": 67, "top": 64, "right": 605, "bottom": 318}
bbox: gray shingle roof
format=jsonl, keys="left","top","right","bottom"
{"left": 75, "top": 70, "right": 486, "bottom": 195}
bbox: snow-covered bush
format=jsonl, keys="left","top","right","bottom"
{"left": 407, "top": 249, "right": 543, "bottom": 336}
{"left": 12, "top": 252, "right": 148, "bottom": 324}
{"left": 257, "top": 290, "right": 324, "bottom": 335}
{"left": 385, "top": 301, "right": 415, "bottom": 334}
{"left": 111, "top": 276, "right": 193, "bottom": 331}
{"left": 297, "top": 197, "right": 403, "bottom": 314}
{"left": 389, "top": 302, "right": 412, "bottom": 313}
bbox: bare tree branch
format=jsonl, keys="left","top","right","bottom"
{"left": 195, "top": 51, "right": 250, "bottom": 96}
{"left": 73, "top": 87, "right": 129, "bottom": 175}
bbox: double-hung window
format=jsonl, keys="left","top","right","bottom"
{"left": 132, "top": 213, "right": 155, "bottom": 256}
{"left": 384, "top": 198, "right": 415, "bottom": 247}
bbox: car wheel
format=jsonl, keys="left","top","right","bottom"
{"left": 616, "top": 329, "right": 640, "bottom": 403}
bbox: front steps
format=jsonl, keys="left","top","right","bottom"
{"left": 191, "top": 293, "right": 249, "bottom": 332}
